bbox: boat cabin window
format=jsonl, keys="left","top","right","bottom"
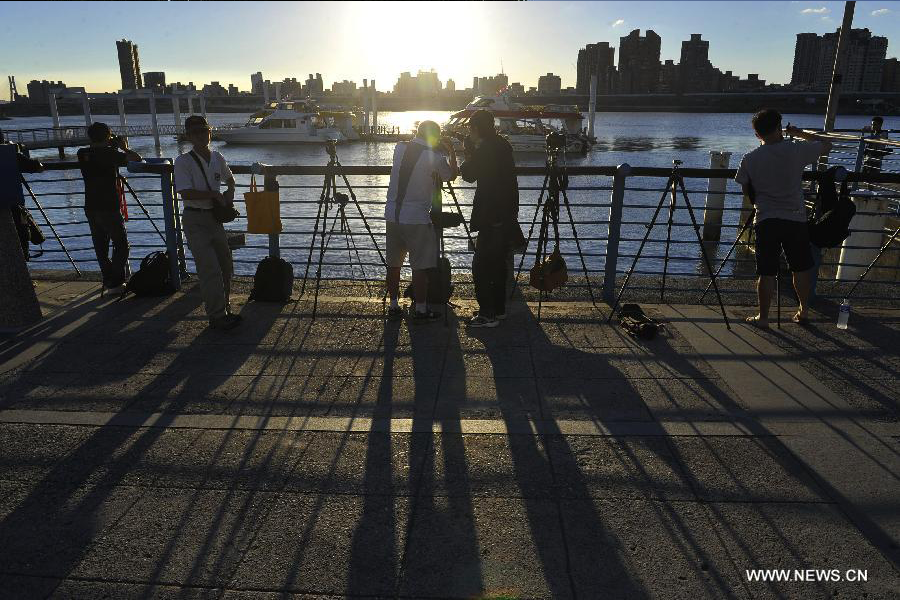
{"left": 261, "top": 119, "right": 293, "bottom": 129}
{"left": 248, "top": 117, "right": 265, "bottom": 126}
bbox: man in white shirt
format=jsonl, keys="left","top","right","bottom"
{"left": 734, "top": 109, "right": 832, "bottom": 328}
{"left": 173, "top": 115, "right": 240, "bottom": 331}
{"left": 383, "top": 121, "right": 458, "bottom": 322}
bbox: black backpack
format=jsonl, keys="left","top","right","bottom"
{"left": 404, "top": 256, "right": 453, "bottom": 305}
{"left": 125, "top": 251, "right": 175, "bottom": 297}
{"left": 249, "top": 256, "right": 294, "bottom": 302}
{"left": 809, "top": 167, "right": 857, "bottom": 249}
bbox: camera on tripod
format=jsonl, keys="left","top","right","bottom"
{"left": 545, "top": 131, "right": 567, "bottom": 153}
{"left": 325, "top": 139, "right": 338, "bottom": 157}
{"left": 333, "top": 191, "right": 349, "bottom": 206}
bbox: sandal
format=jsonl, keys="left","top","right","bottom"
{"left": 745, "top": 315, "right": 770, "bottom": 329}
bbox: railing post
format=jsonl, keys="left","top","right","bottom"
{"left": 852, "top": 137, "right": 866, "bottom": 191}
{"left": 702, "top": 151, "right": 732, "bottom": 241}
{"left": 603, "top": 163, "right": 630, "bottom": 303}
{"left": 253, "top": 163, "right": 279, "bottom": 258}
{"left": 132, "top": 158, "right": 182, "bottom": 291}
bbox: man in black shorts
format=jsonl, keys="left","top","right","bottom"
{"left": 735, "top": 109, "right": 832, "bottom": 328}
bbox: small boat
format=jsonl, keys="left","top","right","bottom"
{"left": 214, "top": 101, "right": 347, "bottom": 144}
{"left": 444, "top": 93, "right": 594, "bottom": 154}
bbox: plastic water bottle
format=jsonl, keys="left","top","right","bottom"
{"left": 837, "top": 299, "right": 851, "bottom": 330}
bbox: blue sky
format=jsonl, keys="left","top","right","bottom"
{"left": 1, "top": 1, "right": 899, "bottom": 96}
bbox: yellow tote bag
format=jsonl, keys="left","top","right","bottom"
{"left": 243, "top": 175, "right": 282, "bottom": 234}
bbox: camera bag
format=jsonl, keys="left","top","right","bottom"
{"left": 809, "top": 169, "right": 856, "bottom": 249}
{"left": 125, "top": 251, "right": 175, "bottom": 297}
{"left": 249, "top": 256, "right": 294, "bottom": 302}
{"left": 619, "top": 303, "right": 660, "bottom": 341}
{"left": 529, "top": 246, "right": 568, "bottom": 292}
{"left": 404, "top": 256, "right": 453, "bottom": 305}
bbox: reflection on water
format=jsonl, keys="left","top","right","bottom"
{"left": 593, "top": 135, "right": 703, "bottom": 153}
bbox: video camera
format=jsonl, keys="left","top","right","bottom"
{"left": 325, "top": 139, "right": 338, "bottom": 157}
{"left": 546, "top": 131, "right": 567, "bottom": 153}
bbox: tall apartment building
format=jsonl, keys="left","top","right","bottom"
{"left": 679, "top": 34, "right": 718, "bottom": 92}
{"left": 116, "top": 39, "right": 142, "bottom": 90}
{"left": 790, "top": 33, "right": 822, "bottom": 88}
{"left": 576, "top": 42, "right": 616, "bottom": 95}
{"left": 250, "top": 72, "right": 263, "bottom": 94}
{"left": 538, "top": 73, "right": 562, "bottom": 94}
{"left": 882, "top": 57, "right": 900, "bottom": 92}
{"left": 618, "top": 29, "right": 661, "bottom": 94}
{"left": 143, "top": 71, "right": 166, "bottom": 89}
{"left": 792, "top": 29, "right": 888, "bottom": 91}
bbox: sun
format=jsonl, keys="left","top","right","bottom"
{"left": 342, "top": 1, "right": 489, "bottom": 88}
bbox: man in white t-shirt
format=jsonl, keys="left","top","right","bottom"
{"left": 173, "top": 115, "right": 240, "bottom": 331}
{"left": 383, "top": 120, "right": 458, "bottom": 322}
{"left": 734, "top": 109, "right": 832, "bottom": 328}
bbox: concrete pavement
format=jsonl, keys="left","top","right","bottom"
{"left": 0, "top": 277, "right": 897, "bottom": 599}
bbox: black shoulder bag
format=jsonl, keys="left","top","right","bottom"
{"left": 188, "top": 151, "right": 239, "bottom": 224}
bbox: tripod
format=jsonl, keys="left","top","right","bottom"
{"left": 844, "top": 223, "right": 900, "bottom": 300}
{"left": 302, "top": 143, "right": 385, "bottom": 320}
{"left": 607, "top": 160, "right": 730, "bottom": 329}
{"left": 512, "top": 143, "right": 596, "bottom": 320}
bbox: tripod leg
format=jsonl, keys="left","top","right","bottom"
{"left": 445, "top": 182, "right": 473, "bottom": 246}
{"left": 511, "top": 171, "right": 550, "bottom": 299}
{"left": 661, "top": 180, "right": 678, "bottom": 302}
{"left": 337, "top": 161, "right": 386, "bottom": 269}
{"left": 21, "top": 177, "right": 81, "bottom": 276}
{"left": 677, "top": 178, "right": 731, "bottom": 329}
{"left": 606, "top": 175, "right": 674, "bottom": 323}
{"left": 777, "top": 268, "right": 781, "bottom": 329}
{"left": 845, "top": 224, "right": 900, "bottom": 300}
{"left": 559, "top": 185, "right": 596, "bottom": 305}
{"left": 698, "top": 208, "right": 755, "bottom": 303}
{"left": 311, "top": 176, "right": 334, "bottom": 321}
{"left": 302, "top": 169, "right": 331, "bottom": 296}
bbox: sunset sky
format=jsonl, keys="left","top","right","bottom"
{"left": 1, "top": 1, "right": 899, "bottom": 96}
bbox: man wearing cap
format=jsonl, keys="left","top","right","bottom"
{"left": 173, "top": 115, "right": 240, "bottom": 330}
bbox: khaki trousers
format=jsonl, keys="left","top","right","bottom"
{"left": 182, "top": 209, "right": 232, "bottom": 320}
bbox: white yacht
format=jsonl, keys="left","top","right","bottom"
{"left": 445, "top": 93, "right": 593, "bottom": 154}
{"left": 215, "top": 101, "right": 347, "bottom": 144}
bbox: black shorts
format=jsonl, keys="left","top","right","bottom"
{"left": 754, "top": 219, "right": 814, "bottom": 276}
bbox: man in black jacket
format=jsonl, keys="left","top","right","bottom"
{"left": 77, "top": 122, "right": 142, "bottom": 293}
{"left": 459, "top": 110, "right": 519, "bottom": 328}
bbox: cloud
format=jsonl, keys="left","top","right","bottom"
{"left": 872, "top": 8, "right": 891, "bottom": 16}
{"left": 821, "top": 16, "right": 833, "bottom": 22}
{"left": 801, "top": 7, "right": 830, "bottom": 14}
{"left": 611, "top": 19, "right": 625, "bottom": 27}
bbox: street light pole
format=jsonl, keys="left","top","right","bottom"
{"left": 824, "top": 1, "right": 856, "bottom": 132}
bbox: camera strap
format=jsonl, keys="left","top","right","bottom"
{"left": 189, "top": 150, "right": 215, "bottom": 193}
{"left": 393, "top": 142, "right": 427, "bottom": 222}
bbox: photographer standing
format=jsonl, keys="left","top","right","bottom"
{"left": 77, "top": 122, "right": 142, "bottom": 294}
{"left": 459, "top": 110, "right": 519, "bottom": 328}
{"left": 174, "top": 115, "right": 240, "bottom": 331}
{"left": 383, "top": 120, "right": 458, "bottom": 322}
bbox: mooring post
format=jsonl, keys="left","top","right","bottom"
{"left": 172, "top": 93, "right": 182, "bottom": 133}
{"left": 81, "top": 90, "right": 92, "bottom": 127}
{"left": 371, "top": 80, "right": 377, "bottom": 129}
{"left": 588, "top": 75, "right": 597, "bottom": 139}
{"left": 199, "top": 94, "right": 207, "bottom": 120}
{"left": 48, "top": 94, "right": 64, "bottom": 158}
{"left": 117, "top": 94, "right": 128, "bottom": 144}
{"left": 604, "top": 163, "right": 631, "bottom": 303}
{"left": 702, "top": 151, "right": 732, "bottom": 241}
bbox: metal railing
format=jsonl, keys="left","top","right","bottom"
{"left": 3, "top": 125, "right": 185, "bottom": 149}
{"left": 18, "top": 154, "right": 900, "bottom": 304}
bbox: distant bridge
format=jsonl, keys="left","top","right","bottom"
{"left": 2, "top": 124, "right": 189, "bottom": 151}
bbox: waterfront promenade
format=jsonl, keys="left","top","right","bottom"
{"left": 0, "top": 275, "right": 898, "bottom": 598}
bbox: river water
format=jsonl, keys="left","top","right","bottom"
{"left": 6, "top": 111, "right": 894, "bottom": 279}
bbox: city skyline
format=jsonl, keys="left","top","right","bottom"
{"left": 2, "top": 1, "right": 900, "bottom": 96}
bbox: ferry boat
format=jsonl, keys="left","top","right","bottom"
{"left": 214, "top": 101, "right": 348, "bottom": 144}
{"left": 444, "top": 93, "right": 594, "bottom": 154}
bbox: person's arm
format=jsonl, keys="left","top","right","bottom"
{"left": 459, "top": 144, "right": 482, "bottom": 183}
{"left": 786, "top": 125, "right": 832, "bottom": 155}
{"left": 17, "top": 154, "right": 43, "bottom": 173}
{"left": 220, "top": 156, "right": 236, "bottom": 203}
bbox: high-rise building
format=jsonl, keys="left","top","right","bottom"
{"left": 26, "top": 80, "right": 67, "bottom": 103}
{"left": 143, "top": 71, "right": 166, "bottom": 89}
{"left": 658, "top": 60, "right": 680, "bottom": 93}
{"left": 445, "top": 78, "right": 456, "bottom": 93}
{"left": 797, "top": 28, "right": 889, "bottom": 92}
{"left": 251, "top": 72, "right": 263, "bottom": 94}
{"left": 227, "top": 84, "right": 239, "bottom": 96}
{"left": 576, "top": 42, "right": 616, "bottom": 95}
{"left": 473, "top": 74, "right": 508, "bottom": 94}
{"left": 790, "top": 33, "right": 822, "bottom": 89}
{"left": 679, "top": 34, "right": 717, "bottom": 93}
{"left": 116, "top": 39, "right": 142, "bottom": 90}
{"left": 882, "top": 57, "right": 900, "bottom": 92}
{"left": 618, "top": 29, "right": 661, "bottom": 94}
{"left": 305, "top": 73, "right": 324, "bottom": 95}
{"left": 538, "top": 73, "right": 562, "bottom": 94}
